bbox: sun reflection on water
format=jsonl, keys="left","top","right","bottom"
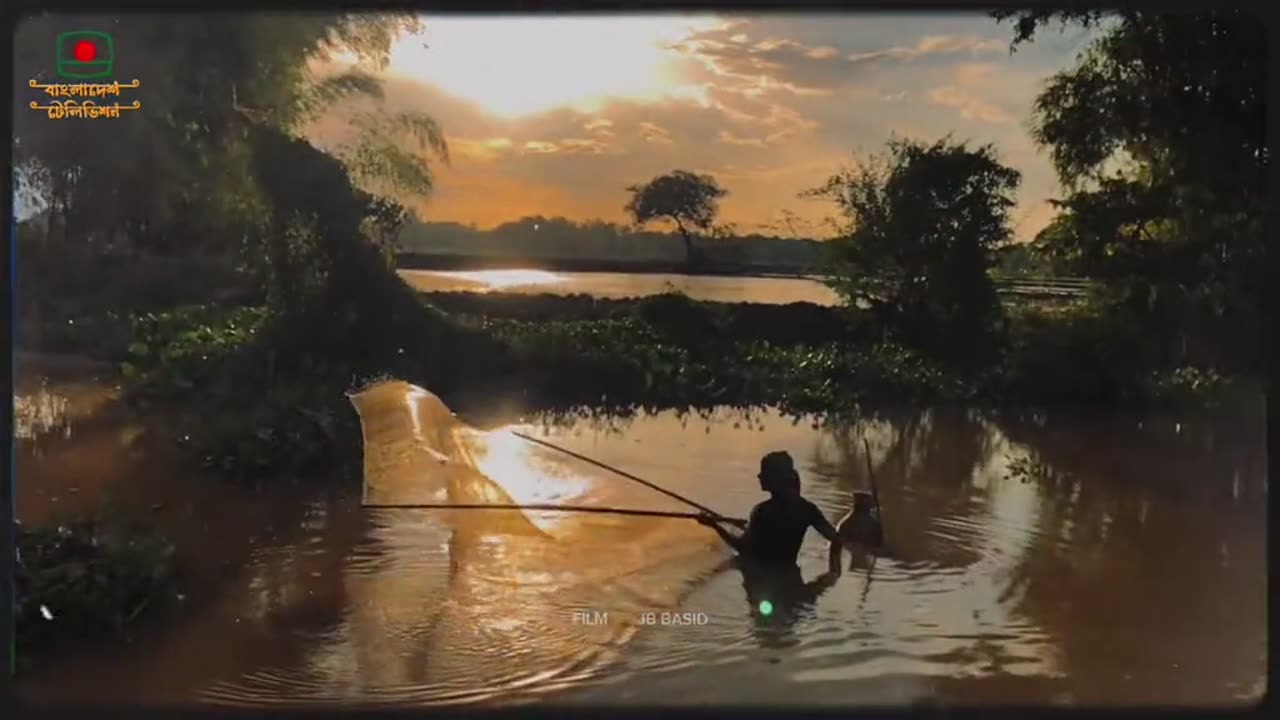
{"left": 463, "top": 427, "right": 594, "bottom": 531}
{"left": 431, "top": 269, "right": 567, "bottom": 291}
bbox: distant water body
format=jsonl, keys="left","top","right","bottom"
{"left": 398, "top": 269, "right": 843, "bottom": 306}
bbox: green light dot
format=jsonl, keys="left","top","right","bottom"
{"left": 758, "top": 600, "right": 774, "bottom": 616}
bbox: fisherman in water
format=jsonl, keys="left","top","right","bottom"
{"left": 698, "top": 451, "right": 843, "bottom": 573}
{"left": 697, "top": 451, "right": 844, "bottom": 628}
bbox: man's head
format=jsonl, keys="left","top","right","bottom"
{"left": 758, "top": 451, "right": 800, "bottom": 494}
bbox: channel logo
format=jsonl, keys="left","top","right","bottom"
{"left": 56, "top": 31, "right": 114, "bottom": 80}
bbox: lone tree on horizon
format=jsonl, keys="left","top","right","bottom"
{"left": 625, "top": 170, "right": 727, "bottom": 266}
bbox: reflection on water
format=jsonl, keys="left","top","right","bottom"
{"left": 14, "top": 382, "right": 72, "bottom": 440}
{"left": 398, "top": 269, "right": 842, "bottom": 305}
{"left": 425, "top": 269, "right": 570, "bottom": 291}
{"left": 14, "top": 373, "right": 120, "bottom": 442}
{"left": 15, "top": 378, "right": 1266, "bottom": 708}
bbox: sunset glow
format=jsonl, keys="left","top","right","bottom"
{"left": 312, "top": 14, "right": 1091, "bottom": 238}
{"left": 387, "top": 17, "right": 725, "bottom": 118}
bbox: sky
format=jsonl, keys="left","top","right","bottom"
{"left": 310, "top": 13, "right": 1095, "bottom": 242}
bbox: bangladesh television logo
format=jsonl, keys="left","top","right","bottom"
{"left": 56, "top": 31, "right": 114, "bottom": 80}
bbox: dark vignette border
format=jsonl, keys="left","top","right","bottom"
{"left": 0, "top": 0, "right": 1275, "bottom": 718}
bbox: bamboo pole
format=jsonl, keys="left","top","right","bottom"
{"left": 511, "top": 430, "right": 723, "bottom": 517}
{"left": 363, "top": 502, "right": 745, "bottom": 524}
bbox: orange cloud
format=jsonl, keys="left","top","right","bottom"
{"left": 638, "top": 121, "right": 674, "bottom": 144}
{"left": 717, "top": 130, "right": 767, "bottom": 147}
{"left": 521, "top": 140, "right": 560, "bottom": 154}
{"left": 926, "top": 86, "right": 1013, "bottom": 124}
{"left": 559, "top": 138, "right": 616, "bottom": 154}
{"left": 584, "top": 117, "right": 614, "bottom": 135}
{"left": 451, "top": 137, "right": 515, "bottom": 161}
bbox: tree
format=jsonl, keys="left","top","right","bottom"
{"left": 624, "top": 170, "right": 727, "bottom": 266}
{"left": 12, "top": 12, "right": 517, "bottom": 386}
{"left": 995, "top": 9, "right": 1265, "bottom": 367}
{"left": 807, "top": 137, "right": 1020, "bottom": 366}
{"left": 12, "top": 13, "right": 444, "bottom": 293}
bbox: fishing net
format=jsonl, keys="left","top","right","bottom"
{"left": 347, "top": 379, "right": 730, "bottom": 587}
{"left": 197, "top": 381, "right": 751, "bottom": 704}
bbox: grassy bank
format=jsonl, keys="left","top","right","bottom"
{"left": 25, "top": 288, "right": 1241, "bottom": 482}
{"left": 447, "top": 291, "right": 1236, "bottom": 411}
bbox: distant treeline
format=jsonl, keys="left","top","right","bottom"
{"left": 400, "top": 217, "right": 827, "bottom": 270}
{"left": 399, "top": 216, "right": 1060, "bottom": 276}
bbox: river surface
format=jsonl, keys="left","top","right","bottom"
{"left": 398, "top": 268, "right": 843, "bottom": 305}
{"left": 14, "top": 362, "right": 1266, "bottom": 709}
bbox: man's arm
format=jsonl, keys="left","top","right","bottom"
{"left": 805, "top": 568, "right": 842, "bottom": 598}
{"left": 809, "top": 504, "right": 844, "bottom": 574}
{"left": 698, "top": 512, "right": 751, "bottom": 554}
{"left": 709, "top": 522, "right": 747, "bottom": 554}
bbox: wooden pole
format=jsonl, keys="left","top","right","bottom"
{"left": 511, "top": 430, "right": 723, "bottom": 517}
{"left": 862, "top": 437, "right": 882, "bottom": 517}
{"left": 363, "top": 501, "right": 746, "bottom": 524}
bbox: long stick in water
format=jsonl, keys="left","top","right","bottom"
{"left": 363, "top": 502, "right": 746, "bottom": 523}
{"left": 862, "top": 437, "right": 882, "bottom": 518}
{"left": 511, "top": 430, "right": 723, "bottom": 517}
{"left": 862, "top": 437, "right": 887, "bottom": 548}
{"left": 860, "top": 438, "right": 884, "bottom": 600}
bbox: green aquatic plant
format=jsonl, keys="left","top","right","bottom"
{"left": 101, "top": 287, "right": 1244, "bottom": 482}
{"left": 14, "top": 520, "right": 178, "bottom": 669}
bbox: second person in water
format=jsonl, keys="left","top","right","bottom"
{"left": 698, "top": 450, "right": 844, "bottom": 573}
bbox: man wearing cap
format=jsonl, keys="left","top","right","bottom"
{"left": 698, "top": 451, "right": 843, "bottom": 573}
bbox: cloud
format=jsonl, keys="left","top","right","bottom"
{"left": 559, "top": 138, "right": 615, "bottom": 155}
{"left": 717, "top": 130, "right": 767, "bottom": 147}
{"left": 847, "top": 34, "right": 1006, "bottom": 65}
{"left": 637, "top": 121, "right": 674, "bottom": 144}
{"left": 584, "top": 117, "right": 614, "bottom": 134}
{"left": 522, "top": 140, "right": 561, "bottom": 154}
{"left": 671, "top": 32, "right": 851, "bottom": 95}
{"left": 667, "top": 25, "right": 1014, "bottom": 116}
{"left": 451, "top": 137, "right": 515, "bottom": 161}
{"left": 306, "top": 16, "right": 1076, "bottom": 240}
{"left": 926, "top": 86, "right": 1013, "bottom": 124}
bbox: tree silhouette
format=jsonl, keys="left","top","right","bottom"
{"left": 808, "top": 137, "right": 1019, "bottom": 368}
{"left": 624, "top": 170, "right": 727, "bottom": 267}
{"left": 995, "top": 10, "right": 1265, "bottom": 369}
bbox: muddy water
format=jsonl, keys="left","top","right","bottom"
{"left": 14, "top": 374, "right": 1266, "bottom": 708}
